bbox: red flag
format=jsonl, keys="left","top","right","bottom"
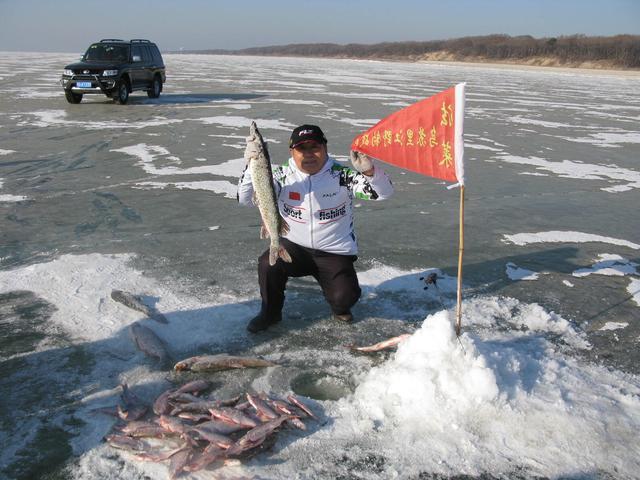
{"left": 351, "top": 83, "right": 465, "bottom": 186}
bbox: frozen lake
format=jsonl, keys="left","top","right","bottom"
{"left": 0, "top": 52, "right": 639, "bottom": 479}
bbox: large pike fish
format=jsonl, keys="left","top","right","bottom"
{"left": 248, "top": 121, "right": 292, "bottom": 266}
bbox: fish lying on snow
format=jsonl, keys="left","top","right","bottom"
{"left": 173, "top": 354, "right": 276, "bottom": 372}
{"left": 129, "top": 321, "right": 170, "bottom": 363}
{"left": 208, "top": 406, "right": 259, "bottom": 429}
{"left": 225, "top": 415, "right": 292, "bottom": 457}
{"left": 247, "top": 121, "right": 292, "bottom": 266}
{"left": 118, "top": 383, "right": 149, "bottom": 421}
{"left": 169, "top": 448, "right": 192, "bottom": 480}
{"left": 102, "top": 378, "right": 317, "bottom": 478}
{"left": 105, "top": 433, "right": 150, "bottom": 451}
{"left": 349, "top": 333, "right": 411, "bottom": 353}
{"left": 111, "top": 289, "right": 168, "bottom": 324}
{"left": 183, "top": 443, "right": 225, "bottom": 473}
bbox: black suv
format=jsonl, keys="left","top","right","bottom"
{"left": 61, "top": 39, "right": 166, "bottom": 104}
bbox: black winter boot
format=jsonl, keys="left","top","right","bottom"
{"left": 247, "top": 311, "right": 282, "bottom": 333}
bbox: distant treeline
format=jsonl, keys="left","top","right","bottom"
{"left": 180, "top": 34, "right": 640, "bottom": 69}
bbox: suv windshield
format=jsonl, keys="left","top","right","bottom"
{"left": 83, "top": 43, "right": 130, "bottom": 62}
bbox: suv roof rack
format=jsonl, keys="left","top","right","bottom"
{"left": 100, "top": 39, "right": 125, "bottom": 42}
{"left": 130, "top": 39, "right": 151, "bottom": 43}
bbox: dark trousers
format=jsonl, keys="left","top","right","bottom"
{"left": 258, "top": 238, "right": 361, "bottom": 319}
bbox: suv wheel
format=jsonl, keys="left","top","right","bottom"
{"left": 147, "top": 76, "right": 161, "bottom": 99}
{"left": 65, "top": 91, "right": 83, "bottom": 104}
{"left": 114, "top": 80, "right": 129, "bottom": 104}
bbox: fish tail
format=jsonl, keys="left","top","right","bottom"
{"left": 278, "top": 245, "right": 292, "bottom": 263}
{"left": 268, "top": 246, "right": 278, "bottom": 266}
{"left": 269, "top": 244, "right": 292, "bottom": 265}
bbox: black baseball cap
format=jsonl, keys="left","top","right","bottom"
{"left": 289, "top": 124, "right": 327, "bottom": 148}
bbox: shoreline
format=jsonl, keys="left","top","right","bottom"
{"left": 167, "top": 51, "right": 640, "bottom": 78}
{"left": 415, "top": 58, "right": 640, "bottom": 77}
{"left": 2, "top": 50, "right": 637, "bottom": 78}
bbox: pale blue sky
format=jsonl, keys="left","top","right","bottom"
{"left": 1, "top": 0, "right": 638, "bottom": 52}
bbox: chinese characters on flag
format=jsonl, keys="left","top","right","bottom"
{"left": 351, "top": 83, "right": 465, "bottom": 185}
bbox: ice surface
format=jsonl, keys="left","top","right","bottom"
{"left": 3, "top": 253, "right": 639, "bottom": 479}
{"left": 19, "top": 109, "right": 183, "bottom": 129}
{"left": 1, "top": 52, "right": 639, "bottom": 479}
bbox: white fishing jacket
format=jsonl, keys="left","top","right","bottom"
{"left": 237, "top": 156, "right": 394, "bottom": 255}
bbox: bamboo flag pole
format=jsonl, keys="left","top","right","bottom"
{"left": 455, "top": 184, "right": 465, "bottom": 336}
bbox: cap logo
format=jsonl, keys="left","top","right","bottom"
{"left": 299, "top": 129, "right": 313, "bottom": 135}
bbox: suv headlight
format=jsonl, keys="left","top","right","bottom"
{"left": 102, "top": 70, "right": 118, "bottom": 77}
{"left": 63, "top": 69, "right": 74, "bottom": 76}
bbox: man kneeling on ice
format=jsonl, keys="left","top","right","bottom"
{"left": 238, "top": 124, "right": 394, "bottom": 333}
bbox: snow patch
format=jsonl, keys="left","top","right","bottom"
{"left": 600, "top": 322, "right": 629, "bottom": 331}
{"left": 134, "top": 180, "right": 237, "bottom": 198}
{"left": 572, "top": 254, "right": 639, "bottom": 277}
{"left": 629, "top": 278, "right": 640, "bottom": 307}
{"left": 506, "top": 262, "right": 540, "bottom": 280}
{"left": 0, "top": 178, "right": 29, "bottom": 202}
{"left": 503, "top": 231, "right": 640, "bottom": 250}
{"left": 111, "top": 144, "right": 246, "bottom": 179}
{"left": 498, "top": 154, "right": 640, "bottom": 192}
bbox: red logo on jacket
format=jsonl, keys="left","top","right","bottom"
{"left": 289, "top": 191, "right": 301, "bottom": 201}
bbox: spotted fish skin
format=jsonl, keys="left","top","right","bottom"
{"left": 247, "top": 121, "right": 292, "bottom": 266}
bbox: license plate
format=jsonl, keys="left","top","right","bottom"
{"left": 77, "top": 81, "right": 92, "bottom": 88}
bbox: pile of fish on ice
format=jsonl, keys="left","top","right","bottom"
{"left": 102, "top": 379, "right": 315, "bottom": 478}
{"left": 110, "top": 288, "right": 402, "bottom": 478}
